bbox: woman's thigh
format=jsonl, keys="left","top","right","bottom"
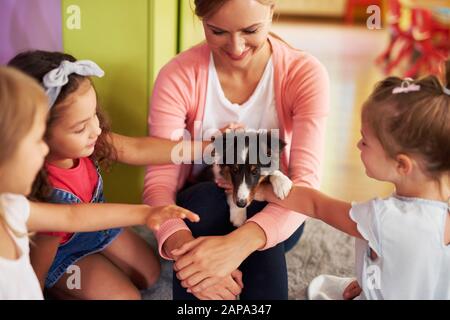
{"left": 176, "top": 181, "right": 235, "bottom": 236}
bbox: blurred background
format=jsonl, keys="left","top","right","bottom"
{"left": 1, "top": 0, "right": 449, "bottom": 299}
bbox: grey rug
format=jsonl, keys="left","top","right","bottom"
{"left": 136, "top": 218, "right": 355, "bottom": 300}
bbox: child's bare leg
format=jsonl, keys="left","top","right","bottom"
{"left": 48, "top": 253, "right": 141, "bottom": 300}
{"left": 101, "top": 228, "right": 161, "bottom": 290}
{"left": 343, "top": 280, "right": 362, "bottom": 300}
{"left": 29, "top": 235, "right": 60, "bottom": 289}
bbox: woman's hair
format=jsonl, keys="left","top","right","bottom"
{"left": 362, "top": 61, "right": 450, "bottom": 180}
{"left": 8, "top": 50, "right": 117, "bottom": 201}
{"left": 194, "top": 0, "right": 296, "bottom": 51}
{"left": 194, "top": 0, "right": 276, "bottom": 19}
{"left": 0, "top": 66, "right": 47, "bottom": 236}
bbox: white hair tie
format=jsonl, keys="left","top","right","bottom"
{"left": 43, "top": 60, "right": 105, "bottom": 108}
{"left": 392, "top": 78, "right": 421, "bottom": 94}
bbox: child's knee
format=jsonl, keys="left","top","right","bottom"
{"left": 110, "top": 286, "right": 142, "bottom": 300}
{"left": 131, "top": 251, "right": 161, "bottom": 290}
{"left": 139, "top": 262, "right": 161, "bottom": 289}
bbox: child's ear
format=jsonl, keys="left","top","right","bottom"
{"left": 395, "top": 154, "right": 413, "bottom": 175}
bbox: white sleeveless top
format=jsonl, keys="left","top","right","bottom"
{"left": 191, "top": 54, "right": 279, "bottom": 177}
{"left": 0, "top": 194, "right": 43, "bottom": 300}
{"left": 351, "top": 195, "right": 450, "bottom": 300}
{"left": 201, "top": 53, "right": 279, "bottom": 139}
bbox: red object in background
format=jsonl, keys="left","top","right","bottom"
{"left": 345, "top": 0, "right": 383, "bottom": 24}
{"left": 375, "top": 0, "right": 415, "bottom": 74}
{"left": 376, "top": 0, "right": 450, "bottom": 77}
{"left": 405, "top": 7, "right": 449, "bottom": 77}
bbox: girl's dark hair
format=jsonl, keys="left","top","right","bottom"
{"left": 362, "top": 60, "right": 450, "bottom": 180}
{"left": 8, "top": 50, "right": 117, "bottom": 201}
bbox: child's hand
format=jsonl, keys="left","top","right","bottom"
{"left": 146, "top": 205, "right": 200, "bottom": 231}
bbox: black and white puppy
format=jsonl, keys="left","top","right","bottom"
{"left": 198, "top": 129, "right": 293, "bottom": 227}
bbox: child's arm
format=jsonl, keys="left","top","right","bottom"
{"left": 109, "top": 133, "right": 210, "bottom": 166}
{"left": 259, "top": 185, "right": 362, "bottom": 239}
{"left": 26, "top": 202, "right": 199, "bottom": 233}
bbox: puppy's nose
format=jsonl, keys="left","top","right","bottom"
{"left": 237, "top": 199, "right": 247, "bottom": 208}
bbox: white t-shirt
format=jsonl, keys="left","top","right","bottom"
{"left": 0, "top": 193, "right": 43, "bottom": 300}
{"left": 350, "top": 195, "right": 450, "bottom": 300}
{"left": 201, "top": 53, "right": 279, "bottom": 138}
{"left": 192, "top": 54, "right": 279, "bottom": 177}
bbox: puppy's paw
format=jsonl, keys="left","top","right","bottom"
{"left": 270, "top": 171, "right": 293, "bottom": 199}
{"left": 230, "top": 208, "right": 247, "bottom": 227}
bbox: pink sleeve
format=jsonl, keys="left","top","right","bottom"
{"left": 247, "top": 55, "right": 330, "bottom": 250}
{"left": 143, "top": 59, "right": 193, "bottom": 259}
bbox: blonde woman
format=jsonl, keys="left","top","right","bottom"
{"left": 144, "top": 0, "right": 329, "bottom": 299}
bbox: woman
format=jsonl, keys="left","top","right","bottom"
{"left": 143, "top": 0, "right": 330, "bottom": 300}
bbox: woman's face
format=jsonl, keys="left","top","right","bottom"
{"left": 202, "top": 0, "right": 273, "bottom": 68}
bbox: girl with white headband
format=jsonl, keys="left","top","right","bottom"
{"left": 0, "top": 66, "right": 200, "bottom": 300}
{"left": 7, "top": 50, "right": 210, "bottom": 300}
{"left": 255, "top": 61, "right": 450, "bottom": 300}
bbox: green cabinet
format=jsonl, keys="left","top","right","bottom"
{"left": 178, "top": 0, "right": 205, "bottom": 51}
{"left": 62, "top": 0, "right": 178, "bottom": 204}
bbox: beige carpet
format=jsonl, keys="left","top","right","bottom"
{"left": 286, "top": 219, "right": 355, "bottom": 299}
{"left": 138, "top": 218, "right": 355, "bottom": 300}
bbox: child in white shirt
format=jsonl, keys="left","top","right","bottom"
{"left": 252, "top": 64, "right": 450, "bottom": 299}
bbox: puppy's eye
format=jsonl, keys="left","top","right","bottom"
{"left": 231, "top": 166, "right": 239, "bottom": 173}
{"left": 251, "top": 168, "right": 259, "bottom": 176}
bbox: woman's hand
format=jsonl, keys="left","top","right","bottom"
{"left": 171, "top": 235, "right": 248, "bottom": 293}
{"left": 146, "top": 205, "right": 200, "bottom": 231}
{"left": 171, "top": 221, "right": 266, "bottom": 294}
{"left": 215, "top": 177, "right": 233, "bottom": 195}
{"left": 189, "top": 270, "right": 244, "bottom": 300}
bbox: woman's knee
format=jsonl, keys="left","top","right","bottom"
{"left": 239, "top": 243, "right": 288, "bottom": 300}
{"left": 176, "top": 181, "right": 226, "bottom": 209}
{"left": 176, "top": 182, "right": 233, "bottom": 235}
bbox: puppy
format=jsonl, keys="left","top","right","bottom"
{"left": 198, "top": 129, "right": 293, "bottom": 227}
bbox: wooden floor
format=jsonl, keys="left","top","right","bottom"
{"left": 272, "top": 21, "right": 395, "bottom": 202}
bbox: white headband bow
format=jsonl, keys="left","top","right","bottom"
{"left": 392, "top": 78, "right": 420, "bottom": 94}
{"left": 43, "top": 60, "right": 105, "bottom": 107}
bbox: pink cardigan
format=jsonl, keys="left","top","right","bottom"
{"left": 143, "top": 35, "right": 330, "bottom": 259}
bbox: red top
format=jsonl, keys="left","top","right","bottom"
{"left": 40, "top": 157, "right": 99, "bottom": 244}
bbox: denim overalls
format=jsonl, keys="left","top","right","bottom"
{"left": 44, "top": 161, "right": 122, "bottom": 288}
